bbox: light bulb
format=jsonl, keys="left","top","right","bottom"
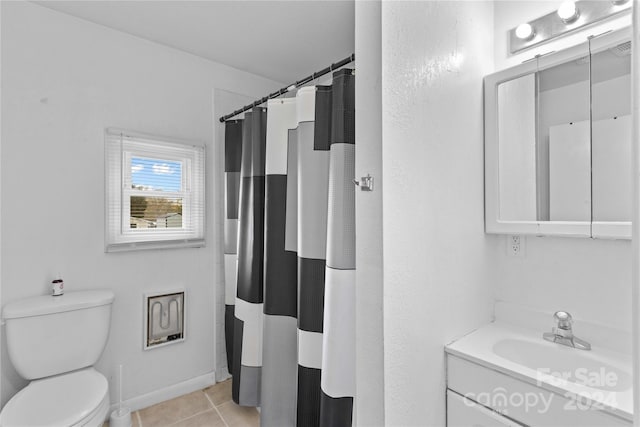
{"left": 515, "top": 23, "right": 535, "bottom": 40}
{"left": 557, "top": 1, "right": 579, "bottom": 23}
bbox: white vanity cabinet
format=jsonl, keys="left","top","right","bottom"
{"left": 446, "top": 355, "right": 632, "bottom": 427}
{"left": 448, "top": 391, "right": 524, "bottom": 427}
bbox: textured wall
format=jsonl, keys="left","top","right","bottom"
{"left": 380, "top": 2, "right": 495, "bottom": 425}
{"left": 354, "top": 1, "right": 385, "bottom": 426}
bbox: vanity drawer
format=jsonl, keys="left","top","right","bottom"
{"left": 448, "top": 390, "right": 524, "bottom": 426}
{"left": 447, "top": 355, "right": 631, "bottom": 427}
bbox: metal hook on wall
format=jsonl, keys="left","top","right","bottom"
{"left": 354, "top": 174, "right": 374, "bottom": 191}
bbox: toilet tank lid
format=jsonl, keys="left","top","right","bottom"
{"left": 3, "top": 290, "right": 115, "bottom": 319}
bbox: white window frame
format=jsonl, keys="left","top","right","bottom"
{"left": 105, "top": 128, "right": 205, "bottom": 252}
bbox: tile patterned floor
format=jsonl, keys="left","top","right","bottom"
{"left": 105, "top": 379, "right": 259, "bottom": 427}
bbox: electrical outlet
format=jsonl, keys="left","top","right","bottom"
{"left": 507, "top": 235, "right": 525, "bottom": 257}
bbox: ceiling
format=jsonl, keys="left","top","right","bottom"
{"left": 34, "top": 0, "right": 355, "bottom": 84}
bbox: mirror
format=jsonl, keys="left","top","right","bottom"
{"left": 485, "top": 28, "right": 632, "bottom": 238}
{"left": 591, "top": 38, "right": 632, "bottom": 237}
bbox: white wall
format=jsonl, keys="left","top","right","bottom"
{"left": 354, "top": 1, "right": 384, "bottom": 426}
{"left": 493, "top": 1, "right": 632, "bottom": 332}
{"left": 0, "top": 1, "right": 280, "bottom": 407}
{"left": 0, "top": 0, "right": 3, "bottom": 405}
{"left": 380, "top": 2, "right": 495, "bottom": 425}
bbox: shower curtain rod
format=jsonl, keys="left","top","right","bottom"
{"left": 218, "top": 53, "right": 355, "bottom": 123}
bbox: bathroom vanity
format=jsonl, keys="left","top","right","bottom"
{"left": 445, "top": 306, "right": 632, "bottom": 426}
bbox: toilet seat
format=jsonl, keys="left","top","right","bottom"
{"left": 0, "top": 368, "right": 109, "bottom": 427}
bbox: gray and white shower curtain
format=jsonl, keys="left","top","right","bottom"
{"left": 223, "top": 69, "right": 355, "bottom": 427}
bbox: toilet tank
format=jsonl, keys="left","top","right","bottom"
{"left": 3, "top": 290, "right": 115, "bottom": 380}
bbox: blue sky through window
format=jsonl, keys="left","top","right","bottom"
{"left": 131, "top": 157, "right": 182, "bottom": 192}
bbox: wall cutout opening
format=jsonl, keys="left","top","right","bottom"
{"left": 144, "top": 290, "right": 185, "bottom": 350}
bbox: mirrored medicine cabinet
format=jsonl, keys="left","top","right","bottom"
{"left": 485, "top": 28, "right": 632, "bottom": 239}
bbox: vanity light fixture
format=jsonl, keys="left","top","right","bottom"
{"left": 515, "top": 23, "right": 536, "bottom": 41}
{"left": 557, "top": 1, "right": 580, "bottom": 23}
{"left": 509, "top": 0, "right": 631, "bottom": 54}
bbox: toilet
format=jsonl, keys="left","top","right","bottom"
{"left": 0, "top": 290, "right": 115, "bottom": 427}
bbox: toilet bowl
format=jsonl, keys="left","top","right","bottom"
{"left": 0, "top": 368, "right": 109, "bottom": 427}
{"left": 0, "top": 290, "right": 115, "bottom": 427}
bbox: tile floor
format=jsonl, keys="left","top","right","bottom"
{"left": 105, "top": 379, "right": 259, "bottom": 427}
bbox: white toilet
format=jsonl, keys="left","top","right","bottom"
{"left": 0, "top": 290, "right": 115, "bottom": 427}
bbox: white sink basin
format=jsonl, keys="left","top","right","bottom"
{"left": 493, "top": 337, "right": 632, "bottom": 392}
{"left": 445, "top": 321, "right": 634, "bottom": 422}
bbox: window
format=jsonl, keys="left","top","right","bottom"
{"left": 105, "top": 128, "right": 205, "bottom": 251}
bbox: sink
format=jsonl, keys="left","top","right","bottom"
{"left": 493, "top": 338, "right": 632, "bottom": 392}
{"left": 445, "top": 321, "right": 634, "bottom": 422}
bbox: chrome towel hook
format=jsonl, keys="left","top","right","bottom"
{"left": 354, "top": 174, "right": 374, "bottom": 191}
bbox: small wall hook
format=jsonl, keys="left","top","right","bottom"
{"left": 354, "top": 174, "right": 374, "bottom": 191}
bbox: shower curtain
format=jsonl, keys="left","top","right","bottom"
{"left": 223, "top": 69, "right": 355, "bottom": 427}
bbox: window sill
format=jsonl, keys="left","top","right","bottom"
{"left": 105, "top": 238, "right": 205, "bottom": 253}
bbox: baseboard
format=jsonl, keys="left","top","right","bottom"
{"left": 109, "top": 371, "right": 217, "bottom": 413}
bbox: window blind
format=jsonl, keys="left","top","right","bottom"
{"left": 105, "top": 128, "right": 205, "bottom": 252}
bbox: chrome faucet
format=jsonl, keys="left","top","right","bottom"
{"left": 543, "top": 311, "right": 591, "bottom": 351}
